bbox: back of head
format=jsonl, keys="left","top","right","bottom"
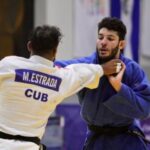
{"left": 28, "top": 25, "right": 62, "bottom": 55}
{"left": 98, "top": 17, "right": 127, "bottom": 40}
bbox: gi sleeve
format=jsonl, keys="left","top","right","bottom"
{"left": 104, "top": 62, "right": 150, "bottom": 119}
{"left": 59, "top": 63, "right": 103, "bottom": 99}
{"left": 54, "top": 52, "right": 96, "bottom": 67}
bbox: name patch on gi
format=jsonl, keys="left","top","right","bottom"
{"left": 15, "top": 69, "right": 62, "bottom": 91}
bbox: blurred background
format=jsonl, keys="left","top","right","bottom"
{"left": 0, "top": 0, "right": 150, "bottom": 150}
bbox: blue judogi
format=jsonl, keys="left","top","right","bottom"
{"left": 55, "top": 52, "right": 150, "bottom": 150}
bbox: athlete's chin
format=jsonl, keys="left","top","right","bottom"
{"left": 98, "top": 51, "right": 110, "bottom": 58}
{"left": 99, "top": 55, "right": 110, "bottom": 59}
{"left": 100, "top": 54, "right": 109, "bottom": 58}
{"left": 99, "top": 55, "right": 114, "bottom": 64}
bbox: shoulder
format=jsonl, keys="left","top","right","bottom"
{"left": 1, "top": 56, "right": 29, "bottom": 67}
{"left": 121, "top": 55, "right": 141, "bottom": 70}
{"left": 1, "top": 56, "right": 26, "bottom": 62}
{"left": 121, "top": 55, "right": 147, "bottom": 82}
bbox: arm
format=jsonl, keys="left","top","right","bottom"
{"left": 59, "top": 60, "right": 122, "bottom": 99}
{"left": 104, "top": 61, "right": 150, "bottom": 119}
{"left": 54, "top": 52, "right": 96, "bottom": 67}
{"left": 60, "top": 64, "right": 103, "bottom": 98}
{"left": 55, "top": 51, "right": 122, "bottom": 75}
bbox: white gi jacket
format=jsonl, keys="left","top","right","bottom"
{"left": 0, "top": 55, "right": 103, "bottom": 150}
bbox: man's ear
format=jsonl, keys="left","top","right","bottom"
{"left": 27, "top": 41, "right": 32, "bottom": 53}
{"left": 119, "top": 40, "right": 126, "bottom": 50}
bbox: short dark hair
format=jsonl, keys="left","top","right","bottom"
{"left": 98, "top": 17, "right": 127, "bottom": 40}
{"left": 28, "top": 25, "right": 62, "bottom": 54}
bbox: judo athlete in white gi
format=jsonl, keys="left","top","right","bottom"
{"left": 0, "top": 25, "right": 122, "bottom": 150}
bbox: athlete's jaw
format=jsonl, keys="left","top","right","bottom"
{"left": 97, "top": 46, "right": 119, "bottom": 64}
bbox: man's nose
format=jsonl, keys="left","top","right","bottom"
{"left": 101, "top": 39, "right": 107, "bottom": 46}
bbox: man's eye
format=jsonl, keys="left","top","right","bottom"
{"left": 108, "top": 38, "right": 114, "bottom": 41}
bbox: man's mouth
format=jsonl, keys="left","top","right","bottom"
{"left": 99, "top": 49, "right": 108, "bottom": 56}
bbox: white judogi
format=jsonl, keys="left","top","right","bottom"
{"left": 0, "top": 55, "right": 103, "bottom": 150}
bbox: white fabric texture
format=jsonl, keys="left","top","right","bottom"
{"left": 0, "top": 55, "right": 103, "bottom": 150}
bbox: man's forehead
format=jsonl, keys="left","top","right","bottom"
{"left": 98, "top": 28, "right": 119, "bottom": 37}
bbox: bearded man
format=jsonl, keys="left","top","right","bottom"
{"left": 55, "top": 17, "right": 150, "bottom": 150}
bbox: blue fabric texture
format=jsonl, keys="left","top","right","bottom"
{"left": 55, "top": 51, "right": 150, "bottom": 150}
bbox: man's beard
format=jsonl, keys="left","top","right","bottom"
{"left": 97, "top": 45, "right": 119, "bottom": 64}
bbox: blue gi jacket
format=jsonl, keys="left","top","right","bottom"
{"left": 55, "top": 52, "right": 150, "bottom": 150}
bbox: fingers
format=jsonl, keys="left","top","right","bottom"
{"left": 113, "top": 60, "right": 126, "bottom": 73}
{"left": 113, "top": 61, "right": 122, "bottom": 73}
{"left": 102, "top": 59, "right": 126, "bottom": 75}
{"left": 116, "top": 62, "right": 126, "bottom": 77}
{"left": 116, "top": 63, "right": 122, "bottom": 73}
{"left": 113, "top": 59, "right": 122, "bottom": 64}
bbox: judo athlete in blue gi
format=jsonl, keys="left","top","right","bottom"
{"left": 0, "top": 25, "right": 121, "bottom": 150}
{"left": 55, "top": 17, "right": 150, "bottom": 150}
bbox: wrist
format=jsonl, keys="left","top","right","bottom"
{"left": 114, "top": 82, "right": 122, "bottom": 92}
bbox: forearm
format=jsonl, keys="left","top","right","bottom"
{"left": 54, "top": 52, "right": 96, "bottom": 67}
{"left": 104, "top": 83, "right": 150, "bottom": 119}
